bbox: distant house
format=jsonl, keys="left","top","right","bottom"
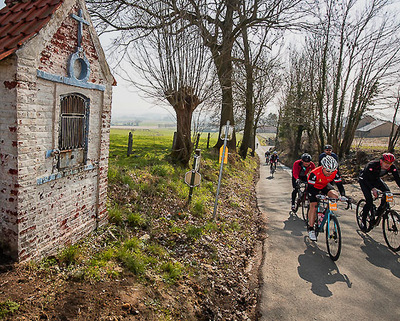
{"left": 0, "top": 0, "right": 115, "bottom": 261}
{"left": 356, "top": 113, "right": 398, "bottom": 138}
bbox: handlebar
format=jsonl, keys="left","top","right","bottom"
{"left": 316, "top": 194, "right": 352, "bottom": 209}
{"left": 373, "top": 190, "right": 400, "bottom": 201}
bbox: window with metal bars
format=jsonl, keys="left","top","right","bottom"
{"left": 58, "top": 94, "right": 89, "bottom": 168}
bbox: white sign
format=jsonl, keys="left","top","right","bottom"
{"left": 220, "top": 125, "right": 234, "bottom": 141}
{"left": 184, "top": 170, "right": 201, "bottom": 187}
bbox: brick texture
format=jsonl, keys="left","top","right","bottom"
{"left": 0, "top": 0, "right": 113, "bottom": 261}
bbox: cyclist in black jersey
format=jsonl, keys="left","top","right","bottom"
{"left": 359, "top": 152, "right": 400, "bottom": 230}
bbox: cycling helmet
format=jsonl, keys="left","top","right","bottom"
{"left": 321, "top": 155, "right": 338, "bottom": 172}
{"left": 324, "top": 144, "right": 333, "bottom": 150}
{"left": 301, "top": 153, "right": 312, "bottom": 162}
{"left": 382, "top": 152, "right": 395, "bottom": 163}
{"left": 273, "top": 151, "right": 277, "bottom": 155}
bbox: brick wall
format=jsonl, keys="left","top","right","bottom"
{"left": 0, "top": 0, "right": 113, "bottom": 261}
{"left": 0, "top": 55, "right": 19, "bottom": 258}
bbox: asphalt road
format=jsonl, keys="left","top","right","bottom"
{"left": 256, "top": 146, "right": 400, "bottom": 321}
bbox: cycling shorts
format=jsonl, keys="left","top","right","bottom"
{"left": 307, "top": 183, "right": 334, "bottom": 202}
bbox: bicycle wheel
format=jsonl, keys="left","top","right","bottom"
{"left": 382, "top": 210, "right": 400, "bottom": 252}
{"left": 356, "top": 199, "right": 374, "bottom": 232}
{"left": 326, "top": 215, "right": 341, "bottom": 261}
{"left": 301, "top": 195, "right": 309, "bottom": 224}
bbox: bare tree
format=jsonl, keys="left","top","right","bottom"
{"left": 285, "top": 0, "right": 400, "bottom": 157}
{"left": 234, "top": 48, "right": 282, "bottom": 157}
{"left": 388, "top": 88, "right": 400, "bottom": 152}
{"left": 278, "top": 48, "right": 314, "bottom": 159}
{"left": 120, "top": 20, "right": 215, "bottom": 165}
{"left": 234, "top": 3, "right": 285, "bottom": 159}
{"left": 87, "top": 0, "right": 306, "bottom": 152}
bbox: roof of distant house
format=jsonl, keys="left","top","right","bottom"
{"left": 364, "top": 110, "right": 400, "bottom": 125}
{"left": 0, "top": 0, "right": 63, "bottom": 61}
{"left": 356, "top": 120, "right": 387, "bottom": 132}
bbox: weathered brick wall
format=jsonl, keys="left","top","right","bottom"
{"left": 6, "top": 0, "right": 113, "bottom": 261}
{"left": 0, "top": 55, "right": 19, "bottom": 257}
{"left": 38, "top": 3, "right": 106, "bottom": 88}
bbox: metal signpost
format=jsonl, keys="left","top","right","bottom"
{"left": 213, "top": 121, "right": 234, "bottom": 220}
{"left": 185, "top": 149, "right": 201, "bottom": 203}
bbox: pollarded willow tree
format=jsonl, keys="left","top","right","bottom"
{"left": 302, "top": 0, "right": 400, "bottom": 157}
{"left": 118, "top": 20, "right": 216, "bottom": 165}
{"left": 87, "top": 0, "right": 306, "bottom": 152}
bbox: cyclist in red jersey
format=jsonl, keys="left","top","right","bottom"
{"left": 291, "top": 153, "right": 316, "bottom": 212}
{"left": 307, "top": 155, "right": 346, "bottom": 241}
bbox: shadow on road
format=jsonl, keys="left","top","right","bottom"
{"left": 283, "top": 213, "right": 305, "bottom": 236}
{"left": 357, "top": 231, "right": 400, "bottom": 278}
{"left": 297, "top": 237, "right": 352, "bottom": 297}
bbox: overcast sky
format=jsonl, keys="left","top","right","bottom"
{"left": 0, "top": 0, "right": 168, "bottom": 119}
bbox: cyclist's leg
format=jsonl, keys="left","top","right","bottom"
{"left": 327, "top": 189, "right": 339, "bottom": 199}
{"left": 359, "top": 179, "right": 374, "bottom": 221}
{"left": 307, "top": 186, "right": 319, "bottom": 228}
{"left": 291, "top": 177, "right": 297, "bottom": 209}
{"left": 375, "top": 179, "right": 390, "bottom": 211}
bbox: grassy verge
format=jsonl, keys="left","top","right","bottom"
{"left": 6, "top": 128, "right": 261, "bottom": 320}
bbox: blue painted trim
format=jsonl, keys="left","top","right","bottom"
{"left": 36, "top": 163, "right": 96, "bottom": 185}
{"left": 37, "top": 70, "right": 105, "bottom": 91}
{"left": 68, "top": 50, "right": 90, "bottom": 81}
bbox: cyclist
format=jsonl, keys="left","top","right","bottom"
{"left": 358, "top": 152, "right": 400, "bottom": 231}
{"left": 318, "top": 144, "right": 339, "bottom": 166}
{"left": 270, "top": 151, "right": 279, "bottom": 172}
{"left": 307, "top": 155, "right": 346, "bottom": 241}
{"left": 291, "top": 153, "right": 316, "bottom": 212}
{"left": 265, "top": 150, "right": 270, "bottom": 163}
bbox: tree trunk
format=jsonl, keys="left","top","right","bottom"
{"left": 172, "top": 107, "right": 194, "bottom": 166}
{"left": 213, "top": 53, "right": 236, "bottom": 151}
{"left": 293, "top": 125, "right": 304, "bottom": 159}
{"left": 239, "top": 20, "right": 255, "bottom": 159}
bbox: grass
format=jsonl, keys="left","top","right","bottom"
{"left": 0, "top": 300, "right": 20, "bottom": 318}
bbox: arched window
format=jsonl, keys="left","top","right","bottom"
{"left": 58, "top": 94, "right": 90, "bottom": 169}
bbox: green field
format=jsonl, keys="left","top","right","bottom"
{"left": 109, "top": 128, "right": 220, "bottom": 168}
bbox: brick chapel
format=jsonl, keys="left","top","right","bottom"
{"left": 0, "top": 0, "right": 115, "bottom": 261}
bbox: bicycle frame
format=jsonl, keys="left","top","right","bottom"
{"left": 315, "top": 198, "right": 333, "bottom": 233}
{"left": 372, "top": 192, "right": 397, "bottom": 224}
{"left": 314, "top": 195, "right": 347, "bottom": 260}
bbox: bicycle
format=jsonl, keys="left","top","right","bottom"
{"left": 292, "top": 181, "right": 309, "bottom": 222}
{"left": 356, "top": 191, "right": 400, "bottom": 252}
{"left": 313, "top": 195, "right": 351, "bottom": 261}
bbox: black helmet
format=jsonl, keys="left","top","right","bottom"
{"left": 301, "top": 153, "right": 312, "bottom": 162}
{"left": 324, "top": 144, "right": 333, "bottom": 150}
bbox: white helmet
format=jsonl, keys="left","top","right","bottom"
{"left": 321, "top": 155, "right": 338, "bottom": 172}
